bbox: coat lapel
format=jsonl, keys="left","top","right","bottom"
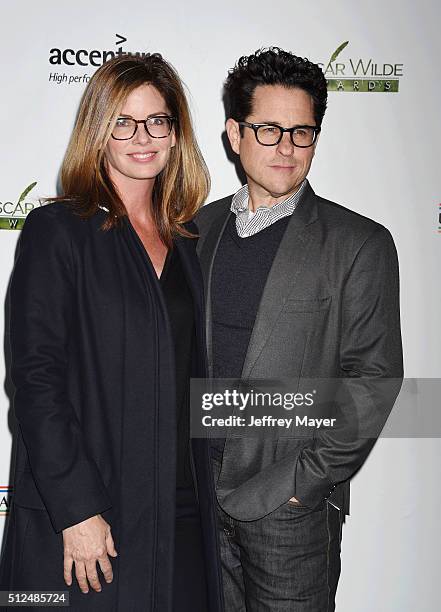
{"left": 197, "top": 206, "right": 232, "bottom": 376}
{"left": 175, "top": 234, "right": 204, "bottom": 326}
{"left": 241, "top": 182, "right": 319, "bottom": 378}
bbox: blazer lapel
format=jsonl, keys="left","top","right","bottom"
{"left": 241, "top": 182, "right": 319, "bottom": 379}
{"left": 197, "top": 205, "right": 232, "bottom": 376}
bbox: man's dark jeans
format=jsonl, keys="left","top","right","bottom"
{"left": 212, "top": 457, "right": 343, "bottom": 611}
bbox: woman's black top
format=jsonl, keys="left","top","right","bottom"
{"left": 160, "top": 245, "right": 195, "bottom": 489}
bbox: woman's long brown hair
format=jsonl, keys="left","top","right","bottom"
{"left": 52, "top": 53, "right": 209, "bottom": 245}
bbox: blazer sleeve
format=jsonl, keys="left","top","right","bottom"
{"left": 10, "top": 208, "right": 112, "bottom": 532}
{"left": 293, "top": 225, "right": 404, "bottom": 509}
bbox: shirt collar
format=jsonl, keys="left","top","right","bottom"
{"left": 230, "top": 180, "right": 307, "bottom": 217}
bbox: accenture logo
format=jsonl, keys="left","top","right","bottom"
{"left": 49, "top": 34, "right": 144, "bottom": 66}
{"left": 319, "top": 41, "right": 404, "bottom": 93}
{"left": 48, "top": 35, "right": 149, "bottom": 85}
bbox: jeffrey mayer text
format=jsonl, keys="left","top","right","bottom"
{"left": 202, "top": 415, "right": 337, "bottom": 428}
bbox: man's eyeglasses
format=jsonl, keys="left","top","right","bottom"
{"left": 238, "top": 121, "right": 320, "bottom": 148}
{"left": 111, "top": 115, "right": 176, "bottom": 140}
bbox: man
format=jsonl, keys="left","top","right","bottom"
{"left": 195, "top": 47, "right": 403, "bottom": 611}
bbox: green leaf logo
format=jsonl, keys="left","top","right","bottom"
{"left": 18, "top": 181, "right": 37, "bottom": 205}
{"left": 325, "top": 41, "right": 349, "bottom": 72}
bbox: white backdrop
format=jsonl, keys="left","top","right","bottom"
{"left": 1, "top": 1, "right": 440, "bottom": 610}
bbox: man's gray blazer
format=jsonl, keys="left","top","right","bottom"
{"left": 195, "top": 181, "right": 403, "bottom": 520}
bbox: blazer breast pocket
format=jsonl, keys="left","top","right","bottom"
{"left": 282, "top": 296, "right": 331, "bottom": 313}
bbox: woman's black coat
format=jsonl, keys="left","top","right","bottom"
{"left": 0, "top": 202, "right": 224, "bottom": 611}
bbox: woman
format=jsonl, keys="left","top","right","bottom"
{"left": 0, "top": 54, "right": 224, "bottom": 611}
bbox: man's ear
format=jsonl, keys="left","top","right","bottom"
{"left": 225, "top": 118, "right": 241, "bottom": 155}
{"left": 311, "top": 131, "right": 320, "bottom": 157}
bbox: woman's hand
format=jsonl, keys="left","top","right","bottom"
{"left": 62, "top": 514, "right": 118, "bottom": 594}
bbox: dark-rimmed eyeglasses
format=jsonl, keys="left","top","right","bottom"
{"left": 111, "top": 115, "right": 176, "bottom": 140}
{"left": 238, "top": 121, "right": 321, "bottom": 147}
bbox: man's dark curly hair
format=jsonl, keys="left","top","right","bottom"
{"left": 223, "top": 47, "right": 328, "bottom": 127}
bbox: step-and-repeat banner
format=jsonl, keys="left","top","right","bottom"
{"left": 1, "top": 1, "right": 440, "bottom": 609}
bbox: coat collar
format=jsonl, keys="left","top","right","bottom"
{"left": 174, "top": 233, "right": 205, "bottom": 323}
{"left": 241, "top": 182, "right": 318, "bottom": 377}
{"left": 199, "top": 180, "right": 319, "bottom": 377}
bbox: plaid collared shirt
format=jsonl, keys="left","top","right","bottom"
{"left": 230, "top": 180, "right": 306, "bottom": 238}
